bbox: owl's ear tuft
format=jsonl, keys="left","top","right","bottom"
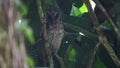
{"left": 54, "top": 11, "right": 61, "bottom": 20}
{"left": 45, "top": 11, "right": 53, "bottom": 22}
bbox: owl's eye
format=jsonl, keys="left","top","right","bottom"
{"left": 54, "top": 12, "right": 61, "bottom": 20}
{"left": 45, "top": 12, "right": 52, "bottom": 22}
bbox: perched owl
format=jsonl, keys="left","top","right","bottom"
{"left": 45, "top": 11, "right": 64, "bottom": 55}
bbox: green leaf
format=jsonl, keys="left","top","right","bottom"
{"left": 27, "top": 56, "right": 34, "bottom": 68}
{"left": 95, "top": 56, "right": 107, "bottom": 68}
{"left": 102, "top": 21, "right": 112, "bottom": 29}
{"left": 70, "top": 4, "right": 81, "bottom": 16}
{"left": 14, "top": 0, "right": 28, "bottom": 16}
{"left": 100, "top": 21, "right": 112, "bottom": 30}
{"left": 70, "top": 0, "right": 95, "bottom": 16}
{"left": 15, "top": 19, "right": 35, "bottom": 44}
{"left": 23, "top": 27, "right": 35, "bottom": 44}
{"left": 76, "top": 36, "right": 82, "bottom": 42}
{"left": 79, "top": 3, "right": 88, "bottom": 14}
{"left": 20, "top": 4, "right": 28, "bottom": 16}
{"left": 68, "top": 48, "right": 76, "bottom": 62}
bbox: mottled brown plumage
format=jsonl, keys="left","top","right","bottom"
{"left": 45, "top": 11, "right": 64, "bottom": 55}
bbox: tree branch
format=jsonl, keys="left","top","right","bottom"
{"left": 63, "top": 23, "right": 98, "bottom": 39}
{"left": 94, "top": 0, "right": 120, "bottom": 41}
{"left": 37, "top": 0, "right": 54, "bottom": 68}
{"left": 83, "top": 0, "right": 120, "bottom": 67}
{"left": 87, "top": 42, "right": 100, "bottom": 68}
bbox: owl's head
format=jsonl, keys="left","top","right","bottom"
{"left": 45, "top": 11, "right": 62, "bottom": 28}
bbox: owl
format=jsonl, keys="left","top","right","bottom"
{"left": 45, "top": 11, "right": 64, "bottom": 55}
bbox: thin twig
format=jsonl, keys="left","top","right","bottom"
{"left": 87, "top": 42, "right": 100, "bottom": 68}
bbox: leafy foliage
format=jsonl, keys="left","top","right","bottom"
{"left": 20, "top": 0, "right": 120, "bottom": 68}
{"left": 15, "top": 19, "right": 35, "bottom": 44}
{"left": 68, "top": 48, "right": 76, "bottom": 62}
{"left": 27, "top": 57, "right": 34, "bottom": 68}
{"left": 15, "top": 0, "right": 28, "bottom": 16}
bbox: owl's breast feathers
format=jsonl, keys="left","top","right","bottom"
{"left": 47, "top": 23, "right": 64, "bottom": 54}
{"left": 45, "top": 11, "right": 64, "bottom": 54}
